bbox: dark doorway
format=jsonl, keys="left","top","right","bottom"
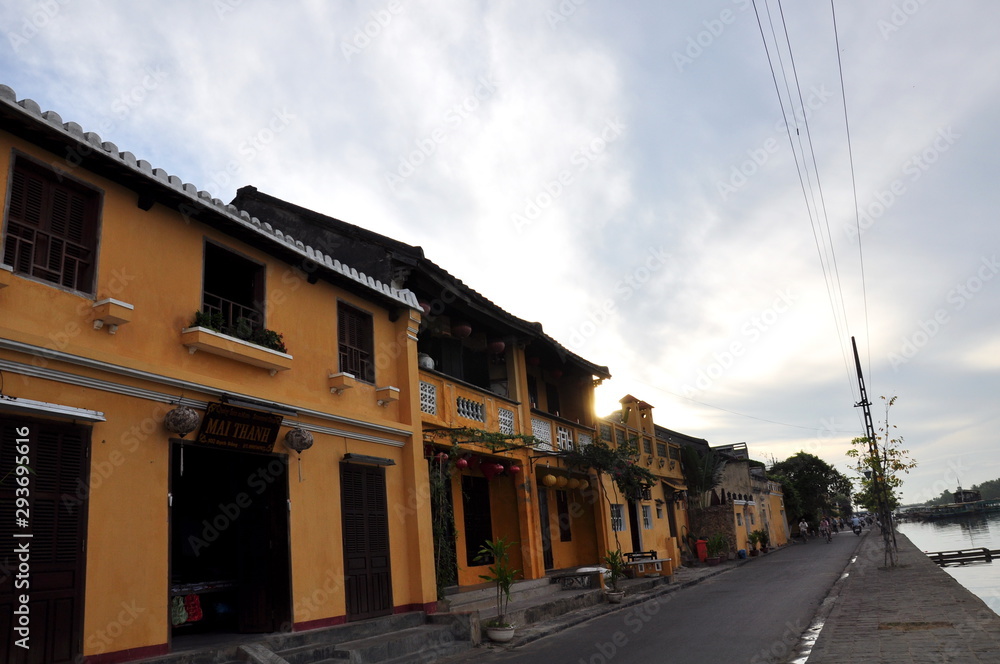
{"left": 461, "top": 475, "right": 494, "bottom": 567}
{"left": 537, "top": 487, "right": 554, "bottom": 570}
{"left": 341, "top": 463, "right": 392, "bottom": 621}
{"left": 0, "top": 419, "right": 89, "bottom": 664}
{"left": 628, "top": 501, "right": 642, "bottom": 552}
{"left": 169, "top": 444, "right": 291, "bottom": 638}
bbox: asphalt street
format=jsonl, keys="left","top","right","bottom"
{"left": 466, "top": 529, "right": 867, "bottom": 664}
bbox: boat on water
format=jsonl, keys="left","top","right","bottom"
{"left": 905, "top": 487, "right": 1000, "bottom": 521}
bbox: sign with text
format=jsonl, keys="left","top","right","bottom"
{"left": 195, "top": 402, "right": 283, "bottom": 453}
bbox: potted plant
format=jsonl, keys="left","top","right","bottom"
{"left": 705, "top": 533, "right": 728, "bottom": 565}
{"left": 603, "top": 549, "right": 627, "bottom": 603}
{"left": 753, "top": 529, "right": 770, "bottom": 553}
{"left": 748, "top": 530, "right": 761, "bottom": 556}
{"left": 477, "top": 537, "right": 519, "bottom": 642}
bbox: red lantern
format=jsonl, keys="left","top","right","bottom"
{"left": 495, "top": 463, "right": 506, "bottom": 475}
{"left": 456, "top": 458, "right": 469, "bottom": 470}
{"left": 482, "top": 463, "right": 498, "bottom": 481}
{"left": 435, "top": 452, "right": 449, "bottom": 463}
{"left": 452, "top": 322, "right": 473, "bottom": 338}
{"left": 508, "top": 465, "right": 521, "bottom": 475}
{"left": 488, "top": 339, "right": 506, "bottom": 354}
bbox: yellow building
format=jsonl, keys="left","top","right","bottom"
{"left": 0, "top": 86, "right": 436, "bottom": 663}
{"left": 227, "top": 186, "right": 615, "bottom": 590}
{"left": 592, "top": 396, "right": 690, "bottom": 576}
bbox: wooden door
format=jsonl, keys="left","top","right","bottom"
{"left": 537, "top": 486, "right": 554, "bottom": 570}
{"left": 341, "top": 463, "right": 392, "bottom": 621}
{"left": 0, "top": 419, "right": 89, "bottom": 664}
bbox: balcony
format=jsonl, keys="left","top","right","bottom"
{"left": 419, "top": 368, "right": 520, "bottom": 434}
{"left": 529, "top": 409, "right": 595, "bottom": 454}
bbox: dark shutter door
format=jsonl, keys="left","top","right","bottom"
{"left": 0, "top": 420, "right": 89, "bottom": 664}
{"left": 341, "top": 463, "right": 392, "bottom": 621}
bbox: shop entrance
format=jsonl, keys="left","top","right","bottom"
{"left": 169, "top": 444, "right": 291, "bottom": 639}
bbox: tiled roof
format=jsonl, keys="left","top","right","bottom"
{"left": 0, "top": 84, "right": 418, "bottom": 310}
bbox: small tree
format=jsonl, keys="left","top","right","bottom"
{"left": 680, "top": 446, "right": 727, "bottom": 509}
{"left": 846, "top": 396, "right": 916, "bottom": 514}
{"left": 477, "top": 537, "right": 519, "bottom": 628}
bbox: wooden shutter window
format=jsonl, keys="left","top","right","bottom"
{"left": 337, "top": 303, "right": 375, "bottom": 383}
{"left": 3, "top": 158, "right": 100, "bottom": 293}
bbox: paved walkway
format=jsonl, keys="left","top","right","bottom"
{"left": 808, "top": 529, "right": 1000, "bottom": 663}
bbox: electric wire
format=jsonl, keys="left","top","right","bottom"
{"left": 830, "top": 0, "right": 873, "bottom": 394}
{"left": 751, "top": 0, "right": 865, "bottom": 431}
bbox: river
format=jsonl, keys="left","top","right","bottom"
{"left": 897, "top": 512, "right": 1000, "bottom": 616}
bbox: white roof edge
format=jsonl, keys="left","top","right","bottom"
{"left": 0, "top": 84, "right": 419, "bottom": 311}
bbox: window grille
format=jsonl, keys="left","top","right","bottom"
{"left": 419, "top": 381, "right": 436, "bottom": 415}
{"left": 556, "top": 426, "right": 573, "bottom": 451}
{"left": 498, "top": 408, "right": 515, "bottom": 435}
{"left": 531, "top": 418, "right": 552, "bottom": 451}
{"left": 611, "top": 504, "right": 625, "bottom": 532}
{"left": 578, "top": 432, "right": 592, "bottom": 448}
{"left": 642, "top": 505, "right": 652, "bottom": 530}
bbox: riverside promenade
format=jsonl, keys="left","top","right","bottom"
{"left": 808, "top": 529, "right": 1000, "bottom": 663}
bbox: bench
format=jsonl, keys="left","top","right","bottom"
{"left": 624, "top": 551, "right": 672, "bottom": 578}
{"left": 551, "top": 567, "right": 606, "bottom": 590}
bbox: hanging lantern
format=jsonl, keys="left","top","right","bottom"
{"left": 556, "top": 476, "right": 568, "bottom": 489}
{"left": 542, "top": 474, "right": 557, "bottom": 487}
{"left": 567, "top": 478, "right": 580, "bottom": 490}
{"left": 419, "top": 301, "right": 433, "bottom": 315}
{"left": 163, "top": 405, "right": 199, "bottom": 437}
{"left": 435, "top": 452, "right": 450, "bottom": 463}
{"left": 488, "top": 339, "right": 506, "bottom": 354}
{"left": 164, "top": 405, "right": 200, "bottom": 477}
{"left": 508, "top": 465, "right": 521, "bottom": 475}
{"left": 482, "top": 462, "right": 499, "bottom": 481}
{"left": 456, "top": 458, "right": 469, "bottom": 470}
{"left": 285, "top": 428, "right": 315, "bottom": 482}
{"left": 451, "top": 322, "right": 473, "bottom": 338}
{"left": 578, "top": 480, "right": 589, "bottom": 490}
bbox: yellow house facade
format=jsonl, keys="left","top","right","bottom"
{"left": 0, "top": 86, "right": 436, "bottom": 663}
{"left": 225, "top": 186, "right": 615, "bottom": 591}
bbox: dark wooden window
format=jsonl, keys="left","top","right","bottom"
{"left": 3, "top": 157, "right": 100, "bottom": 293}
{"left": 600, "top": 423, "right": 612, "bottom": 442}
{"left": 202, "top": 242, "right": 265, "bottom": 333}
{"left": 545, "top": 383, "right": 560, "bottom": 416}
{"left": 556, "top": 490, "right": 572, "bottom": 542}
{"left": 338, "top": 302, "right": 375, "bottom": 383}
{"left": 642, "top": 437, "right": 652, "bottom": 454}
{"left": 656, "top": 442, "right": 667, "bottom": 457}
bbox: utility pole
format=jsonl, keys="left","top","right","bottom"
{"left": 851, "top": 336, "right": 897, "bottom": 566}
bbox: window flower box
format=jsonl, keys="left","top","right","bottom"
{"left": 181, "top": 326, "right": 293, "bottom": 375}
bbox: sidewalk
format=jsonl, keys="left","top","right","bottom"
{"left": 807, "top": 529, "right": 1000, "bottom": 663}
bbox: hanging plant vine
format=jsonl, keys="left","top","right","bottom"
{"left": 561, "top": 436, "right": 657, "bottom": 550}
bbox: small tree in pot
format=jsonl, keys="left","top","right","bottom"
{"left": 603, "top": 549, "right": 627, "bottom": 603}
{"left": 477, "top": 537, "right": 519, "bottom": 642}
{"left": 705, "top": 533, "right": 729, "bottom": 564}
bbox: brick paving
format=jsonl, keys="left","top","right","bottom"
{"left": 808, "top": 530, "right": 1000, "bottom": 663}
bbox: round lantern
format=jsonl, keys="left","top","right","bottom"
{"left": 285, "top": 428, "right": 315, "bottom": 483}
{"left": 451, "top": 322, "right": 473, "bottom": 338}
{"left": 542, "top": 474, "right": 557, "bottom": 487}
{"left": 435, "top": 452, "right": 450, "bottom": 462}
{"left": 456, "top": 458, "right": 469, "bottom": 470}
{"left": 163, "top": 405, "right": 199, "bottom": 437}
{"left": 556, "top": 476, "right": 568, "bottom": 489}
{"left": 578, "top": 480, "right": 589, "bottom": 490}
{"left": 567, "top": 478, "right": 580, "bottom": 490}
{"left": 508, "top": 465, "right": 521, "bottom": 475}
{"left": 482, "top": 462, "right": 499, "bottom": 481}
{"left": 488, "top": 339, "right": 506, "bottom": 354}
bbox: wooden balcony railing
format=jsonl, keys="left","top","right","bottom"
{"left": 529, "top": 409, "right": 595, "bottom": 454}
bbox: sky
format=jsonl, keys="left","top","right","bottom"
{"left": 2, "top": 1, "right": 998, "bottom": 505}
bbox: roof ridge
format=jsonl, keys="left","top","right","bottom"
{"left": 0, "top": 84, "right": 418, "bottom": 310}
